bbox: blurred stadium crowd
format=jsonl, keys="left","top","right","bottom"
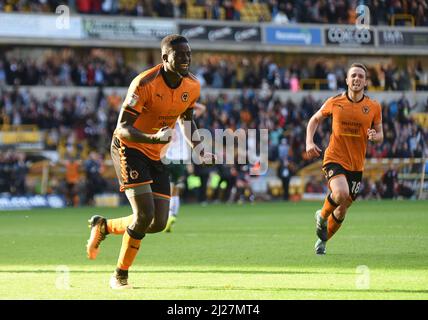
{"left": 1, "top": 0, "right": 427, "bottom": 26}
{"left": 1, "top": 48, "right": 428, "bottom": 91}
{"left": 1, "top": 84, "right": 427, "bottom": 203}
{"left": 1, "top": 0, "right": 427, "bottom": 205}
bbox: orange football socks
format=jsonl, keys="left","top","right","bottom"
{"left": 116, "top": 228, "right": 144, "bottom": 271}
{"left": 320, "top": 194, "right": 339, "bottom": 220}
{"left": 107, "top": 215, "right": 134, "bottom": 235}
{"left": 327, "top": 212, "right": 344, "bottom": 240}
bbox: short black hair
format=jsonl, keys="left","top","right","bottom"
{"left": 348, "top": 63, "right": 368, "bottom": 77}
{"left": 161, "top": 34, "right": 189, "bottom": 54}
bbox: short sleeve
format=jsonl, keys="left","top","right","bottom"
{"left": 320, "top": 97, "right": 333, "bottom": 117}
{"left": 187, "top": 81, "right": 201, "bottom": 110}
{"left": 373, "top": 102, "right": 382, "bottom": 126}
{"left": 122, "top": 77, "right": 150, "bottom": 115}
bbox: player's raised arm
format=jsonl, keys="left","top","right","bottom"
{"left": 305, "top": 108, "right": 325, "bottom": 160}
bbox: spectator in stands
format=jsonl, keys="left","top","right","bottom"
{"left": 213, "top": 157, "right": 236, "bottom": 202}
{"left": 2, "top": 48, "right": 427, "bottom": 93}
{"left": 204, "top": 0, "right": 220, "bottom": 19}
{"left": 177, "top": 0, "right": 187, "bottom": 18}
{"left": 397, "top": 67, "right": 412, "bottom": 90}
{"left": 388, "top": 0, "right": 405, "bottom": 25}
{"left": 230, "top": 164, "right": 254, "bottom": 204}
{"left": 63, "top": 157, "right": 81, "bottom": 206}
{"left": 414, "top": 1, "right": 428, "bottom": 26}
{"left": 272, "top": 9, "right": 289, "bottom": 24}
{"left": 326, "top": 68, "right": 337, "bottom": 91}
{"left": 0, "top": 61, "right": 6, "bottom": 86}
{"left": 154, "top": 0, "right": 174, "bottom": 17}
{"left": 2, "top": 0, "right": 428, "bottom": 26}
{"left": 368, "top": 66, "right": 381, "bottom": 88}
{"left": 397, "top": 181, "right": 415, "bottom": 199}
{"left": 223, "top": 0, "right": 234, "bottom": 20}
{"left": 382, "top": 165, "right": 398, "bottom": 199}
{"left": 84, "top": 151, "right": 106, "bottom": 205}
{"left": 11, "top": 152, "right": 29, "bottom": 195}
{"left": 415, "top": 61, "right": 428, "bottom": 91}
{"left": 371, "top": 0, "right": 388, "bottom": 25}
{"left": 382, "top": 64, "right": 398, "bottom": 91}
{"left": 193, "top": 163, "right": 211, "bottom": 205}
{"left": 277, "top": 158, "right": 292, "bottom": 201}
{"left": 0, "top": 150, "right": 28, "bottom": 195}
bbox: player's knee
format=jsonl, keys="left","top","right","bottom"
{"left": 134, "top": 206, "right": 155, "bottom": 227}
{"left": 332, "top": 189, "right": 349, "bottom": 204}
{"left": 151, "top": 223, "right": 167, "bottom": 233}
{"left": 335, "top": 207, "right": 347, "bottom": 220}
{"left": 150, "top": 215, "right": 168, "bottom": 233}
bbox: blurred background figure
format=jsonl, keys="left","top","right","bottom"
{"left": 84, "top": 151, "right": 106, "bottom": 205}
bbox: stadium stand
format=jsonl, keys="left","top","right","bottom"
{"left": 0, "top": 2, "right": 427, "bottom": 208}
{"left": 1, "top": 48, "right": 427, "bottom": 91}
{"left": 1, "top": 84, "right": 427, "bottom": 203}
{"left": 1, "top": 1, "right": 427, "bottom": 26}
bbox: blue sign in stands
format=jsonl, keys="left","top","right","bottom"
{"left": 265, "top": 26, "right": 322, "bottom": 46}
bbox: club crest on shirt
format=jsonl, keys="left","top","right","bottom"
{"left": 126, "top": 93, "right": 139, "bottom": 107}
{"left": 130, "top": 170, "right": 139, "bottom": 180}
{"left": 362, "top": 106, "right": 370, "bottom": 114}
{"left": 181, "top": 92, "right": 189, "bottom": 102}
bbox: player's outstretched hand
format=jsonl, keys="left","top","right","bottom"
{"left": 305, "top": 142, "right": 322, "bottom": 160}
{"left": 367, "top": 128, "right": 377, "bottom": 142}
{"left": 152, "top": 126, "right": 172, "bottom": 144}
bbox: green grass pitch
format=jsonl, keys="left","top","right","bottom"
{"left": 0, "top": 200, "right": 427, "bottom": 300}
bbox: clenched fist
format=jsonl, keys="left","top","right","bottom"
{"left": 151, "top": 126, "right": 172, "bottom": 144}
{"left": 305, "top": 142, "right": 322, "bottom": 160}
{"left": 367, "top": 128, "right": 377, "bottom": 142}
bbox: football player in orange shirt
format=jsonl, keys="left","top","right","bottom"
{"left": 86, "top": 34, "right": 215, "bottom": 288}
{"left": 305, "top": 63, "right": 384, "bottom": 255}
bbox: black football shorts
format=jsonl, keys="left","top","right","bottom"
{"left": 322, "top": 162, "right": 363, "bottom": 201}
{"left": 111, "top": 136, "right": 170, "bottom": 199}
